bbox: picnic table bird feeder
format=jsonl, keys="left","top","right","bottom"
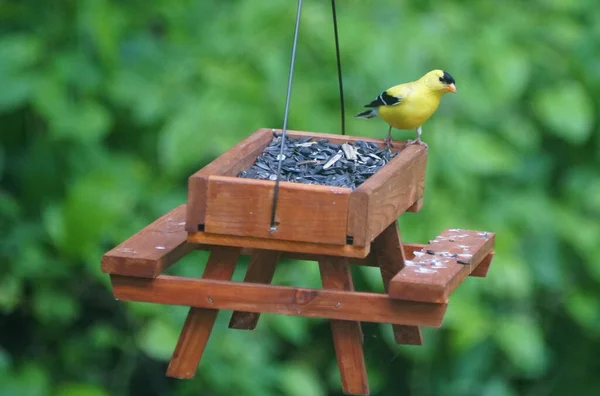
{"left": 100, "top": 2, "right": 496, "bottom": 395}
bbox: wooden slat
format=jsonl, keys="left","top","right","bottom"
{"left": 285, "top": 129, "right": 406, "bottom": 149}
{"left": 319, "top": 257, "right": 369, "bottom": 396}
{"left": 166, "top": 247, "right": 241, "bottom": 379}
{"left": 186, "top": 128, "right": 273, "bottom": 232}
{"left": 205, "top": 176, "right": 350, "bottom": 245}
{"left": 347, "top": 144, "right": 427, "bottom": 247}
{"left": 110, "top": 276, "right": 447, "bottom": 327}
{"left": 388, "top": 229, "right": 495, "bottom": 302}
{"left": 372, "top": 222, "right": 423, "bottom": 345}
{"left": 406, "top": 198, "right": 424, "bottom": 213}
{"left": 193, "top": 242, "right": 493, "bottom": 276}
{"left": 101, "top": 204, "right": 192, "bottom": 278}
{"left": 229, "top": 250, "right": 281, "bottom": 329}
{"left": 188, "top": 232, "right": 370, "bottom": 258}
{"left": 470, "top": 252, "right": 494, "bottom": 277}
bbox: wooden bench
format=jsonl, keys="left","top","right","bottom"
{"left": 102, "top": 204, "right": 494, "bottom": 395}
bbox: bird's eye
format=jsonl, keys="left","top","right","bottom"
{"left": 439, "top": 76, "right": 444, "bottom": 82}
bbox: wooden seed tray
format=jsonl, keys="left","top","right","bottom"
{"left": 185, "top": 128, "right": 427, "bottom": 258}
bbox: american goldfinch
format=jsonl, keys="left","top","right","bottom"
{"left": 355, "top": 70, "right": 457, "bottom": 149}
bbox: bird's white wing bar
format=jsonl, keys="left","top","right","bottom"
{"left": 364, "top": 91, "right": 402, "bottom": 108}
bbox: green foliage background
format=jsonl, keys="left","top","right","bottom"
{"left": 1, "top": 0, "right": 600, "bottom": 395}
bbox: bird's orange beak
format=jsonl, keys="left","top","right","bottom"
{"left": 447, "top": 83, "right": 457, "bottom": 93}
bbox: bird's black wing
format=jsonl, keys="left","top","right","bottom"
{"left": 364, "top": 90, "right": 402, "bottom": 108}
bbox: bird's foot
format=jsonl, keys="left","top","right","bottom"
{"left": 405, "top": 138, "right": 429, "bottom": 150}
{"left": 384, "top": 136, "right": 394, "bottom": 149}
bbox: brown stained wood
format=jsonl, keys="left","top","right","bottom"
{"left": 406, "top": 198, "right": 424, "bottom": 213}
{"left": 470, "top": 252, "right": 494, "bottom": 277}
{"left": 188, "top": 231, "right": 370, "bottom": 258}
{"left": 285, "top": 129, "right": 405, "bottom": 150}
{"left": 166, "top": 247, "right": 241, "bottom": 379}
{"left": 205, "top": 176, "right": 350, "bottom": 245}
{"left": 186, "top": 128, "right": 273, "bottom": 232}
{"left": 111, "top": 275, "right": 447, "bottom": 327}
{"left": 388, "top": 229, "right": 496, "bottom": 302}
{"left": 193, "top": 241, "right": 492, "bottom": 277}
{"left": 347, "top": 144, "right": 427, "bottom": 247}
{"left": 229, "top": 250, "right": 281, "bottom": 330}
{"left": 319, "top": 257, "right": 369, "bottom": 396}
{"left": 372, "top": 222, "right": 423, "bottom": 345}
{"left": 101, "top": 204, "right": 192, "bottom": 278}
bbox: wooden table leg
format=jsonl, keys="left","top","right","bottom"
{"left": 372, "top": 222, "right": 423, "bottom": 345}
{"left": 166, "top": 246, "right": 241, "bottom": 379}
{"left": 229, "top": 249, "right": 281, "bottom": 330}
{"left": 319, "top": 256, "right": 369, "bottom": 396}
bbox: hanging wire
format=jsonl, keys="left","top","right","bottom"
{"left": 269, "top": 0, "right": 303, "bottom": 232}
{"left": 331, "top": 0, "right": 346, "bottom": 135}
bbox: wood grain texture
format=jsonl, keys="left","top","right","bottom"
{"left": 229, "top": 250, "right": 281, "bottom": 330}
{"left": 188, "top": 232, "right": 370, "bottom": 258}
{"left": 166, "top": 247, "right": 241, "bottom": 379}
{"left": 389, "top": 229, "right": 495, "bottom": 302}
{"left": 101, "top": 204, "right": 192, "bottom": 278}
{"left": 193, "top": 242, "right": 493, "bottom": 276}
{"left": 319, "top": 257, "right": 369, "bottom": 396}
{"left": 347, "top": 144, "right": 427, "bottom": 247}
{"left": 110, "top": 276, "right": 447, "bottom": 327}
{"left": 186, "top": 128, "right": 273, "bottom": 232}
{"left": 205, "top": 176, "right": 350, "bottom": 245}
{"left": 372, "top": 222, "right": 423, "bottom": 345}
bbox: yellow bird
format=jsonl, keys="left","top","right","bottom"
{"left": 355, "top": 69, "right": 457, "bottom": 149}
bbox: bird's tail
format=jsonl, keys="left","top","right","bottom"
{"left": 355, "top": 109, "right": 378, "bottom": 119}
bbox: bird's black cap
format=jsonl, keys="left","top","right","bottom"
{"left": 439, "top": 71, "right": 455, "bottom": 84}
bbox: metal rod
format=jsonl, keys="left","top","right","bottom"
{"left": 269, "top": 0, "right": 303, "bottom": 232}
{"left": 331, "top": 0, "right": 346, "bottom": 135}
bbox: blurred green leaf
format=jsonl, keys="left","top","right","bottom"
{"left": 279, "top": 362, "right": 324, "bottom": 396}
{"left": 495, "top": 316, "right": 548, "bottom": 377}
{"left": 0, "top": 34, "right": 41, "bottom": 69}
{"left": 138, "top": 317, "right": 179, "bottom": 361}
{"left": 566, "top": 291, "right": 600, "bottom": 334}
{"left": 533, "top": 82, "right": 594, "bottom": 144}
{"left": 32, "top": 286, "right": 80, "bottom": 325}
{"left": 54, "top": 383, "right": 108, "bottom": 396}
{"left": 0, "top": 275, "right": 22, "bottom": 314}
{"left": 265, "top": 315, "right": 309, "bottom": 346}
{"left": 0, "top": 346, "right": 11, "bottom": 371}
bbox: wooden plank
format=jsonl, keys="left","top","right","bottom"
{"left": 347, "top": 144, "right": 427, "bottom": 247}
{"left": 285, "top": 129, "right": 405, "bottom": 149}
{"left": 186, "top": 128, "right": 273, "bottom": 232}
{"left": 101, "top": 204, "right": 192, "bottom": 278}
{"left": 205, "top": 176, "right": 350, "bottom": 245}
{"left": 388, "top": 229, "right": 495, "bottom": 302}
{"left": 229, "top": 250, "right": 281, "bottom": 330}
{"left": 470, "top": 251, "right": 494, "bottom": 277}
{"left": 166, "top": 247, "right": 241, "bottom": 379}
{"left": 193, "top": 241, "right": 492, "bottom": 276}
{"left": 188, "top": 231, "right": 370, "bottom": 258}
{"left": 372, "top": 222, "right": 423, "bottom": 345}
{"left": 110, "top": 276, "right": 447, "bottom": 327}
{"left": 319, "top": 257, "right": 369, "bottom": 396}
{"left": 406, "top": 198, "right": 424, "bottom": 213}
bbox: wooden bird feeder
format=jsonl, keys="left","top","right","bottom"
{"left": 185, "top": 128, "right": 427, "bottom": 258}
{"left": 101, "top": 2, "right": 495, "bottom": 394}
{"left": 101, "top": 128, "right": 495, "bottom": 396}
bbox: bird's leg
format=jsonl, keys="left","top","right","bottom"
{"left": 384, "top": 125, "right": 393, "bottom": 149}
{"left": 405, "top": 126, "right": 429, "bottom": 149}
